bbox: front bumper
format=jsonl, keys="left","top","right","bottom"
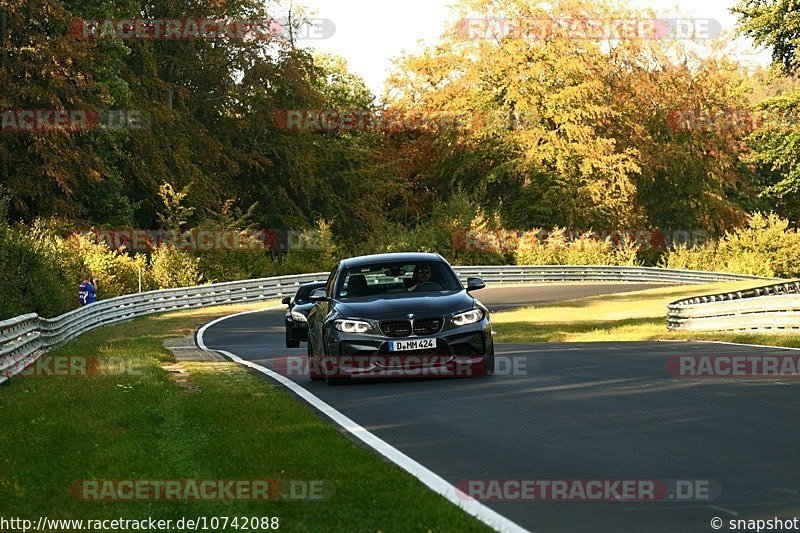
{"left": 320, "top": 318, "right": 493, "bottom": 379}
{"left": 285, "top": 317, "right": 309, "bottom": 341}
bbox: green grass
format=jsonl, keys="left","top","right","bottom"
{"left": 0, "top": 302, "right": 488, "bottom": 532}
{"left": 492, "top": 281, "right": 800, "bottom": 347}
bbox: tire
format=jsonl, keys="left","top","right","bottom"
{"left": 326, "top": 375, "right": 351, "bottom": 386}
{"left": 482, "top": 350, "right": 495, "bottom": 377}
{"left": 321, "top": 351, "right": 350, "bottom": 385}
{"left": 322, "top": 356, "right": 350, "bottom": 384}
{"left": 308, "top": 343, "right": 324, "bottom": 381}
{"left": 285, "top": 326, "right": 300, "bottom": 349}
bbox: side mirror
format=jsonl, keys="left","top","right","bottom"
{"left": 466, "top": 277, "right": 486, "bottom": 292}
{"left": 281, "top": 296, "right": 291, "bottom": 306}
{"left": 309, "top": 288, "right": 330, "bottom": 302}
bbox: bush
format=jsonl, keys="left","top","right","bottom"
{"left": 0, "top": 216, "right": 156, "bottom": 319}
{"left": 661, "top": 241, "right": 719, "bottom": 273}
{"left": 661, "top": 213, "right": 800, "bottom": 278}
{"left": 515, "top": 228, "right": 641, "bottom": 266}
{"left": 72, "top": 233, "right": 154, "bottom": 297}
{"left": 195, "top": 248, "right": 275, "bottom": 284}
{"left": 8, "top": 209, "right": 795, "bottom": 322}
{"left": 276, "top": 221, "right": 339, "bottom": 275}
{"left": 150, "top": 246, "right": 204, "bottom": 289}
{"left": 193, "top": 220, "right": 340, "bottom": 282}
{"left": 449, "top": 212, "right": 516, "bottom": 266}
{"left": 344, "top": 194, "right": 514, "bottom": 266}
{"left": 0, "top": 221, "right": 77, "bottom": 319}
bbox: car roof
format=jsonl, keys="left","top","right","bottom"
{"left": 339, "top": 252, "right": 445, "bottom": 269}
{"left": 297, "top": 281, "right": 325, "bottom": 292}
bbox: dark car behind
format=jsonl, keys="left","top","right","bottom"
{"left": 282, "top": 282, "right": 326, "bottom": 348}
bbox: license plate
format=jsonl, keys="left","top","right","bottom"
{"left": 389, "top": 338, "right": 436, "bottom": 351}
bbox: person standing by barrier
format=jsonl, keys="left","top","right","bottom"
{"left": 78, "top": 275, "right": 97, "bottom": 306}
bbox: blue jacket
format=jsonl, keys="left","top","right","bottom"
{"left": 78, "top": 281, "right": 96, "bottom": 305}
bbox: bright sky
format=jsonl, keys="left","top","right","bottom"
{"left": 296, "top": 0, "right": 772, "bottom": 98}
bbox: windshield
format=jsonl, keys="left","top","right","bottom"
{"left": 294, "top": 283, "right": 324, "bottom": 305}
{"left": 336, "top": 261, "right": 462, "bottom": 299}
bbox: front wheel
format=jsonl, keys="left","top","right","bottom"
{"left": 321, "top": 353, "right": 350, "bottom": 385}
{"left": 308, "top": 342, "right": 324, "bottom": 381}
{"left": 482, "top": 350, "right": 495, "bottom": 377}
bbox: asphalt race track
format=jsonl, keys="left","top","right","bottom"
{"left": 200, "top": 284, "right": 800, "bottom": 533}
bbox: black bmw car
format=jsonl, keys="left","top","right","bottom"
{"left": 282, "top": 282, "right": 326, "bottom": 348}
{"left": 306, "top": 252, "right": 494, "bottom": 384}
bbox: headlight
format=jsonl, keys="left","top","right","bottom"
{"left": 334, "top": 319, "right": 373, "bottom": 333}
{"left": 290, "top": 310, "right": 307, "bottom": 322}
{"left": 452, "top": 309, "right": 485, "bottom": 326}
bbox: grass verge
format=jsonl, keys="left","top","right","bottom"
{"left": 0, "top": 302, "right": 488, "bottom": 532}
{"left": 491, "top": 281, "right": 800, "bottom": 348}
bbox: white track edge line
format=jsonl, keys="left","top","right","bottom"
{"left": 694, "top": 340, "right": 800, "bottom": 352}
{"left": 197, "top": 308, "right": 529, "bottom": 533}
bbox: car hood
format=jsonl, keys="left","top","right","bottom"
{"left": 291, "top": 302, "right": 315, "bottom": 316}
{"left": 334, "top": 291, "right": 476, "bottom": 320}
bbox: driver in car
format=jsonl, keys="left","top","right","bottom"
{"left": 405, "top": 264, "right": 433, "bottom": 291}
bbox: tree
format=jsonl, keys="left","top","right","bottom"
{"left": 733, "top": 0, "right": 800, "bottom": 75}
{"left": 384, "top": 0, "right": 754, "bottom": 232}
{"left": 734, "top": 0, "right": 800, "bottom": 223}
{"left": 0, "top": 0, "right": 111, "bottom": 219}
{"left": 157, "top": 182, "right": 194, "bottom": 230}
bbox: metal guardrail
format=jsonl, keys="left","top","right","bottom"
{"left": 0, "top": 273, "right": 329, "bottom": 385}
{"left": 0, "top": 265, "right": 772, "bottom": 384}
{"left": 668, "top": 280, "right": 800, "bottom": 332}
{"left": 452, "top": 266, "right": 768, "bottom": 285}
